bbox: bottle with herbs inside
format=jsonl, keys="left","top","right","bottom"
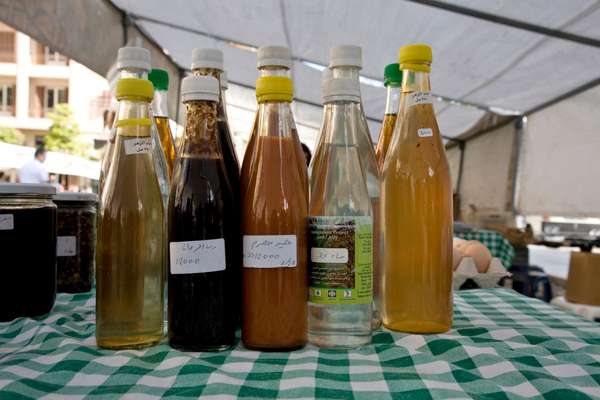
{"left": 149, "top": 68, "right": 177, "bottom": 178}
{"left": 167, "top": 75, "right": 237, "bottom": 352}
{"left": 381, "top": 44, "right": 453, "bottom": 334}
{"left": 309, "top": 77, "right": 373, "bottom": 348}
{"left": 375, "top": 63, "right": 402, "bottom": 170}
{"left": 96, "top": 78, "right": 165, "bottom": 349}
{"left": 241, "top": 76, "right": 308, "bottom": 351}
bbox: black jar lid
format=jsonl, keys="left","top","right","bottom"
{"left": 0, "top": 183, "right": 56, "bottom": 196}
{"left": 54, "top": 192, "right": 98, "bottom": 203}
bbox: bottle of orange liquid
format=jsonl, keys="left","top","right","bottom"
{"left": 241, "top": 76, "right": 308, "bottom": 351}
{"left": 149, "top": 69, "right": 177, "bottom": 178}
{"left": 375, "top": 63, "right": 402, "bottom": 170}
{"left": 381, "top": 44, "right": 453, "bottom": 333}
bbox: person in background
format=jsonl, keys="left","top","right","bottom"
{"left": 49, "top": 173, "right": 64, "bottom": 192}
{"left": 18, "top": 148, "right": 49, "bottom": 184}
{"left": 301, "top": 142, "right": 312, "bottom": 167}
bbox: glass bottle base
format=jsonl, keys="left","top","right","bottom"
{"left": 169, "top": 340, "right": 234, "bottom": 352}
{"left": 242, "top": 340, "right": 306, "bottom": 352}
{"left": 309, "top": 331, "right": 371, "bottom": 349}
{"left": 96, "top": 334, "right": 163, "bottom": 350}
{"left": 383, "top": 319, "right": 451, "bottom": 334}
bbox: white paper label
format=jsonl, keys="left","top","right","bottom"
{"left": 124, "top": 137, "right": 152, "bottom": 155}
{"left": 311, "top": 247, "right": 349, "bottom": 264}
{"left": 407, "top": 92, "right": 433, "bottom": 107}
{"left": 418, "top": 128, "right": 433, "bottom": 137}
{"left": 243, "top": 235, "right": 297, "bottom": 268}
{"left": 0, "top": 214, "right": 14, "bottom": 230}
{"left": 57, "top": 236, "right": 77, "bottom": 256}
{"left": 170, "top": 239, "right": 226, "bottom": 275}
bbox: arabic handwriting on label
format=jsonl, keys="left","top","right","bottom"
{"left": 408, "top": 92, "right": 433, "bottom": 107}
{"left": 57, "top": 236, "right": 77, "bottom": 257}
{"left": 243, "top": 235, "right": 297, "bottom": 268}
{"left": 311, "top": 247, "right": 349, "bottom": 264}
{"left": 170, "top": 238, "right": 226, "bottom": 275}
{"left": 124, "top": 137, "right": 152, "bottom": 155}
{"left": 0, "top": 214, "right": 14, "bottom": 230}
{"left": 418, "top": 128, "right": 433, "bottom": 138}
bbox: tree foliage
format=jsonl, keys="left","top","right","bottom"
{"left": 0, "top": 126, "right": 24, "bottom": 145}
{"left": 44, "top": 104, "right": 90, "bottom": 157}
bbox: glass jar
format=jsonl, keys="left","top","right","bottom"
{"left": 0, "top": 183, "right": 57, "bottom": 321}
{"left": 54, "top": 192, "right": 98, "bottom": 293}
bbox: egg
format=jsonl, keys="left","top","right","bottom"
{"left": 461, "top": 241, "right": 492, "bottom": 273}
{"left": 453, "top": 246, "right": 464, "bottom": 271}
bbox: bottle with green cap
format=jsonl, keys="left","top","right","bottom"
{"left": 375, "top": 63, "right": 402, "bottom": 170}
{"left": 149, "top": 68, "right": 177, "bottom": 178}
{"left": 381, "top": 44, "right": 453, "bottom": 334}
{"left": 96, "top": 78, "right": 165, "bottom": 349}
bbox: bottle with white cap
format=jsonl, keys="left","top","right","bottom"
{"left": 308, "top": 77, "right": 373, "bottom": 348}
{"left": 308, "top": 68, "right": 334, "bottom": 178}
{"left": 167, "top": 75, "right": 238, "bottom": 351}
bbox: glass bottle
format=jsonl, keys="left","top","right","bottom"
{"left": 96, "top": 78, "right": 165, "bottom": 349}
{"left": 381, "top": 44, "right": 453, "bottom": 333}
{"left": 241, "top": 76, "right": 308, "bottom": 351}
{"left": 308, "top": 77, "right": 373, "bottom": 348}
{"left": 167, "top": 75, "right": 237, "bottom": 351}
{"left": 328, "top": 45, "right": 381, "bottom": 328}
{"left": 375, "top": 63, "right": 402, "bottom": 170}
{"left": 149, "top": 68, "right": 177, "bottom": 177}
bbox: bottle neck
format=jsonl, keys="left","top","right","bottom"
{"left": 152, "top": 89, "right": 169, "bottom": 118}
{"left": 323, "top": 101, "right": 361, "bottom": 145}
{"left": 258, "top": 66, "right": 290, "bottom": 77}
{"left": 115, "top": 98, "right": 152, "bottom": 137}
{"left": 192, "top": 68, "right": 227, "bottom": 120}
{"left": 331, "top": 66, "right": 360, "bottom": 81}
{"left": 385, "top": 85, "right": 401, "bottom": 115}
{"left": 257, "top": 101, "right": 294, "bottom": 139}
{"left": 181, "top": 100, "right": 221, "bottom": 157}
{"left": 119, "top": 68, "right": 148, "bottom": 79}
{"left": 401, "top": 70, "right": 431, "bottom": 94}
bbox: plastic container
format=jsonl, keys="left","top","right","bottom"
{"left": 0, "top": 183, "right": 57, "bottom": 321}
{"left": 54, "top": 192, "right": 98, "bottom": 293}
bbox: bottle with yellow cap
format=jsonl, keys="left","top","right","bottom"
{"left": 96, "top": 78, "right": 165, "bottom": 349}
{"left": 381, "top": 45, "right": 453, "bottom": 333}
{"left": 241, "top": 76, "right": 308, "bottom": 351}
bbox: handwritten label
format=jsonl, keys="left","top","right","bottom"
{"left": 124, "top": 137, "right": 152, "bottom": 155}
{"left": 0, "top": 214, "right": 14, "bottom": 230}
{"left": 311, "top": 248, "right": 349, "bottom": 264}
{"left": 243, "top": 235, "right": 297, "bottom": 268}
{"left": 170, "top": 239, "right": 226, "bottom": 275}
{"left": 407, "top": 92, "right": 433, "bottom": 107}
{"left": 418, "top": 128, "right": 433, "bottom": 137}
{"left": 57, "top": 236, "right": 77, "bottom": 257}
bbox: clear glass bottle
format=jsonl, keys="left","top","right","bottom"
{"left": 241, "top": 76, "right": 308, "bottom": 351}
{"left": 96, "top": 78, "right": 165, "bottom": 349}
{"left": 376, "top": 63, "right": 402, "bottom": 170}
{"left": 381, "top": 45, "right": 453, "bottom": 333}
{"left": 168, "top": 75, "right": 237, "bottom": 351}
{"left": 308, "top": 77, "right": 373, "bottom": 348}
{"left": 149, "top": 68, "right": 177, "bottom": 178}
{"left": 328, "top": 45, "right": 381, "bottom": 328}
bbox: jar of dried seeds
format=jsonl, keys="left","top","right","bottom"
{"left": 54, "top": 192, "right": 97, "bottom": 293}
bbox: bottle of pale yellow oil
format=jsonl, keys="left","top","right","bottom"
{"left": 381, "top": 45, "right": 453, "bottom": 333}
{"left": 149, "top": 69, "right": 177, "bottom": 178}
{"left": 96, "top": 78, "right": 165, "bottom": 349}
{"left": 375, "top": 63, "right": 402, "bottom": 170}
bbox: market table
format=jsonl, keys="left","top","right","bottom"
{"left": 1, "top": 289, "right": 599, "bottom": 399}
{"left": 457, "top": 229, "right": 516, "bottom": 268}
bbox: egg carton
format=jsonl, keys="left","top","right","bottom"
{"left": 452, "top": 257, "right": 510, "bottom": 290}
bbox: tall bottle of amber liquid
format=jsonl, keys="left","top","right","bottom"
{"left": 381, "top": 44, "right": 453, "bottom": 333}
{"left": 309, "top": 77, "right": 373, "bottom": 348}
{"left": 375, "top": 63, "right": 402, "bottom": 170}
{"left": 241, "top": 46, "right": 307, "bottom": 204}
{"left": 96, "top": 78, "right": 165, "bottom": 349}
{"left": 149, "top": 69, "right": 177, "bottom": 177}
{"left": 241, "top": 76, "right": 308, "bottom": 350}
{"left": 328, "top": 45, "right": 381, "bottom": 328}
{"left": 168, "top": 75, "right": 236, "bottom": 351}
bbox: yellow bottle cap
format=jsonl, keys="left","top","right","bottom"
{"left": 398, "top": 44, "right": 432, "bottom": 73}
{"left": 116, "top": 78, "right": 154, "bottom": 101}
{"left": 256, "top": 76, "right": 293, "bottom": 103}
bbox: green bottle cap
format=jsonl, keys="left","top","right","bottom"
{"left": 383, "top": 63, "right": 402, "bottom": 87}
{"left": 149, "top": 69, "right": 169, "bottom": 91}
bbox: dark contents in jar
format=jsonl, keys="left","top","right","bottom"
{"left": 0, "top": 206, "right": 56, "bottom": 321}
{"left": 56, "top": 202, "right": 96, "bottom": 293}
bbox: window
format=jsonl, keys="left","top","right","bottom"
{"left": 0, "top": 84, "right": 15, "bottom": 115}
{"left": 43, "top": 87, "right": 68, "bottom": 114}
{"left": 44, "top": 47, "right": 67, "bottom": 65}
{"left": 0, "top": 32, "right": 15, "bottom": 63}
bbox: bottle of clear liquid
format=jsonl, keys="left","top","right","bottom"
{"left": 375, "top": 63, "right": 402, "bottom": 170}
{"left": 309, "top": 77, "right": 373, "bottom": 348}
{"left": 381, "top": 44, "right": 453, "bottom": 333}
{"left": 149, "top": 68, "right": 177, "bottom": 177}
{"left": 328, "top": 45, "right": 381, "bottom": 328}
{"left": 96, "top": 78, "right": 165, "bottom": 349}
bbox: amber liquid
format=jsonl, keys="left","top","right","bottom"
{"left": 155, "top": 116, "right": 177, "bottom": 178}
{"left": 381, "top": 91, "right": 453, "bottom": 333}
{"left": 376, "top": 113, "right": 397, "bottom": 171}
{"left": 242, "top": 135, "right": 308, "bottom": 350}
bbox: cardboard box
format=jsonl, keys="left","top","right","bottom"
{"left": 566, "top": 252, "right": 600, "bottom": 306}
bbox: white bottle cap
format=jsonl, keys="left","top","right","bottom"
{"left": 257, "top": 46, "right": 291, "bottom": 69}
{"left": 181, "top": 75, "right": 219, "bottom": 102}
{"left": 321, "top": 68, "right": 333, "bottom": 86}
{"left": 220, "top": 71, "right": 228, "bottom": 90}
{"left": 191, "top": 48, "right": 224, "bottom": 71}
{"left": 117, "top": 46, "right": 151, "bottom": 71}
{"left": 322, "top": 77, "right": 360, "bottom": 103}
{"left": 329, "top": 45, "right": 362, "bottom": 69}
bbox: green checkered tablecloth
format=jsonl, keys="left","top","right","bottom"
{"left": 457, "top": 229, "right": 516, "bottom": 268}
{"left": 1, "top": 289, "right": 599, "bottom": 399}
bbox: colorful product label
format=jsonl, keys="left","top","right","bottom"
{"left": 308, "top": 216, "right": 372, "bottom": 305}
{"left": 243, "top": 235, "right": 297, "bottom": 268}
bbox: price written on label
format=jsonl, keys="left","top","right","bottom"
{"left": 418, "top": 128, "right": 433, "bottom": 137}
{"left": 170, "top": 239, "right": 226, "bottom": 275}
{"left": 0, "top": 214, "right": 14, "bottom": 230}
{"left": 124, "top": 137, "right": 152, "bottom": 155}
{"left": 243, "top": 235, "right": 297, "bottom": 268}
{"left": 311, "top": 247, "right": 349, "bottom": 264}
{"left": 57, "top": 236, "right": 77, "bottom": 257}
{"left": 407, "top": 92, "right": 433, "bottom": 107}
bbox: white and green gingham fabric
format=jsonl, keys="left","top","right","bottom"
{"left": 457, "top": 229, "right": 516, "bottom": 268}
{"left": 1, "top": 289, "right": 599, "bottom": 399}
